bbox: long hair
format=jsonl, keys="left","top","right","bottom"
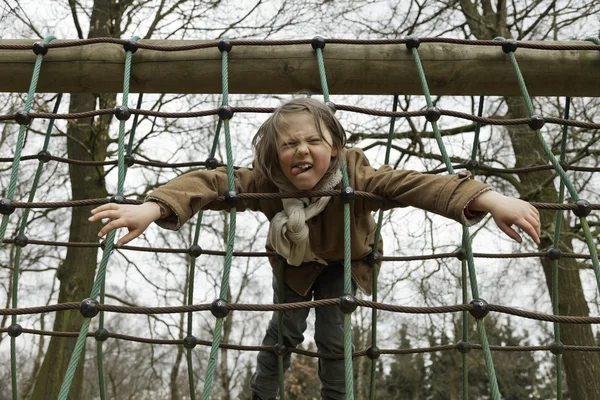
{"left": 252, "top": 98, "right": 346, "bottom": 186}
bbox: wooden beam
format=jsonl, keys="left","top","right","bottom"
{"left": 0, "top": 39, "right": 598, "bottom": 96}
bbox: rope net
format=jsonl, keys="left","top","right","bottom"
{"left": 0, "top": 36, "right": 599, "bottom": 400}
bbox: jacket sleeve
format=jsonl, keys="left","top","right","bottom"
{"left": 348, "top": 148, "right": 491, "bottom": 225}
{"left": 145, "top": 166, "right": 263, "bottom": 230}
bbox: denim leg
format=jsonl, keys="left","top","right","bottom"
{"left": 251, "top": 272, "right": 311, "bottom": 399}
{"left": 314, "top": 264, "right": 356, "bottom": 400}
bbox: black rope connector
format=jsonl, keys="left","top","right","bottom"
{"left": 124, "top": 154, "right": 135, "bottom": 167}
{"left": 110, "top": 195, "right": 126, "bottom": 204}
{"left": 311, "top": 36, "right": 326, "bottom": 50}
{"left": 218, "top": 39, "right": 232, "bottom": 53}
{"left": 466, "top": 160, "right": 479, "bottom": 171}
{"left": 114, "top": 106, "right": 131, "bottom": 121}
{"left": 15, "top": 111, "right": 31, "bottom": 126}
{"left": 14, "top": 235, "right": 28, "bottom": 248}
{"left": 223, "top": 190, "right": 239, "bottom": 207}
{"left": 80, "top": 298, "right": 100, "bottom": 318}
{"left": 188, "top": 244, "right": 203, "bottom": 258}
{"left": 205, "top": 157, "right": 219, "bottom": 170}
{"left": 367, "top": 251, "right": 382, "bottom": 266}
{"left": 425, "top": 106, "right": 441, "bottom": 122}
{"left": 32, "top": 41, "right": 48, "bottom": 56}
{"left": 339, "top": 294, "right": 358, "bottom": 314}
{"left": 94, "top": 328, "right": 110, "bottom": 342}
{"left": 573, "top": 199, "right": 592, "bottom": 217}
{"left": 559, "top": 160, "right": 570, "bottom": 171}
{"left": 210, "top": 298, "right": 229, "bottom": 318}
{"left": 218, "top": 105, "right": 234, "bottom": 120}
{"left": 341, "top": 186, "right": 355, "bottom": 203}
{"left": 546, "top": 248, "right": 562, "bottom": 260}
{"left": 37, "top": 150, "right": 52, "bottom": 163}
{"left": 123, "top": 39, "right": 139, "bottom": 54}
{"left": 100, "top": 240, "right": 108, "bottom": 250}
{"left": 183, "top": 335, "right": 197, "bottom": 349}
{"left": 7, "top": 324, "right": 23, "bottom": 338}
{"left": 326, "top": 101, "right": 337, "bottom": 114}
{"left": 0, "top": 198, "right": 15, "bottom": 216}
{"left": 456, "top": 340, "right": 472, "bottom": 354}
{"left": 501, "top": 39, "right": 518, "bottom": 54}
{"left": 469, "top": 298, "right": 490, "bottom": 319}
{"left": 405, "top": 37, "right": 420, "bottom": 50}
{"left": 454, "top": 248, "right": 466, "bottom": 261}
{"left": 549, "top": 341, "right": 564, "bottom": 355}
{"left": 274, "top": 344, "right": 288, "bottom": 356}
{"left": 528, "top": 114, "right": 545, "bottom": 130}
{"left": 366, "top": 345, "right": 380, "bottom": 360}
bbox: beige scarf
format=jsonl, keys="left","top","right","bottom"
{"left": 268, "top": 169, "right": 342, "bottom": 266}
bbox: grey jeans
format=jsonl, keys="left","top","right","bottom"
{"left": 250, "top": 263, "right": 356, "bottom": 400}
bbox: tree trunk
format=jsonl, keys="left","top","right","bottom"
{"left": 31, "top": 1, "right": 115, "bottom": 398}
{"left": 505, "top": 97, "right": 600, "bottom": 399}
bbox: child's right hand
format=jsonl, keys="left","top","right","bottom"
{"left": 88, "top": 202, "right": 162, "bottom": 247}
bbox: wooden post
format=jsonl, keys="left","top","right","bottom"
{"left": 0, "top": 39, "right": 598, "bottom": 96}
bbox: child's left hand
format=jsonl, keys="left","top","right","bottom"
{"left": 469, "top": 190, "right": 541, "bottom": 244}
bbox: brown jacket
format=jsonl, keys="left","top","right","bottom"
{"left": 147, "top": 148, "right": 490, "bottom": 296}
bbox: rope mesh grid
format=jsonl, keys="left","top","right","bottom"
{"left": 0, "top": 36, "right": 599, "bottom": 400}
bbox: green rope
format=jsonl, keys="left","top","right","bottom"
{"left": 126, "top": 94, "right": 144, "bottom": 156}
{"left": 185, "top": 93, "right": 224, "bottom": 400}
{"left": 315, "top": 47, "right": 330, "bottom": 103}
{"left": 410, "top": 42, "right": 500, "bottom": 400}
{"left": 0, "top": 35, "right": 55, "bottom": 244}
{"left": 496, "top": 36, "right": 600, "bottom": 293}
{"left": 58, "top": 36, "right": 139, "bottom": 400}
{"left": 550, "top": 97, "right": 571, "bottom": 399}
{"left": 369, "top": 94, "right": 399, "bottom": 400}
{"left": 202, "top": 318, "right": 224, "bottom": 399}
{"left": 3, "top": 35, "right": 56, "bottom": 400}
{"left": 315, "top": 39, "right": 354, "bottom": 399}
{"left": 184, "top": 214, "right": 203, "bottom": 400}
{"left": 461, "top": 96, "right": 485, "bottom": 400}
{"left": 202, "top": 37, "right": 237, "bottom": 400}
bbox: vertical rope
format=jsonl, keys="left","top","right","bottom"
{"left": 202, "top": 38, "right": 237, "bottom": 400}
{"left": 496, "top": 36, "right": 600, "bottom": 293}
{"left": 184, "top": 114, "right": 224, "bottom": 399}
{"left": 3, "top": 35, "right": 56, "bottom": 400}
{"left": 369, "top": 94, "right": 399, "bottom": 399}
{"left": 313, "top": 36, "right": 354, "bottom": 399}
{"left": 409, "top": 40, "right": 500, "bottom": 399}
{"left": 58, "top": 36, "right": 139, "bottom": 400}
{"left": 550, "top": 97, "right": 571, "bottom": 399}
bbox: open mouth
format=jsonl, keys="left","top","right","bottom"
{"left": 292, "top": 163, "right": 313, "bottom": 175}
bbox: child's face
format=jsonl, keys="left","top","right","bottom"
{"left": 277, "top": 111, "right": 338, "bottom": 190}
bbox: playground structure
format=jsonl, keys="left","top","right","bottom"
{"left": 0, "top": 36, "right": 599, "bottom": 399}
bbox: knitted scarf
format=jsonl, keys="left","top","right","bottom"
{"left": 268, "top": 168, "right": 342, "bottom": 266}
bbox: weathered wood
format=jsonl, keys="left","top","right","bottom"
{"left": 0, "top": 39, "right": 598, "bottom": 96}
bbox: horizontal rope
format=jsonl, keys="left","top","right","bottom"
{"left": 1, "top": 37, "right": 598, "bottom": 51}
{"left": 3, "top": 155, "right": 599, "bottom": 174}
{"left": 7, "top": 197, "right": 599, "bottom": 212}
{"left": 1, "top": 105, "right": 598, "bottom": 130}
{"left": 4, "top": 300, "right": 600, "bottom": 324}
{"left": 1, "top": 326, "right": 599, "bottom": 358}
{"left": 1, "top": 239, "right": 594, "bottom": 260}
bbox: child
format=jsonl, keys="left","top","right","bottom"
{"left": 89, "top": 98, "right": 540, "bottom": 400}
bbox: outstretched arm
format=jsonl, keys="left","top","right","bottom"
{"left": 89, "top": 202, "right": 165, "bottom": 247}
{"left": 468, "top": 191, "right": 541, "bottom": 244}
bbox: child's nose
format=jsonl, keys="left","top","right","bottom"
{"left": 295, "top": 142, "right": 309, "bottom": 155}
